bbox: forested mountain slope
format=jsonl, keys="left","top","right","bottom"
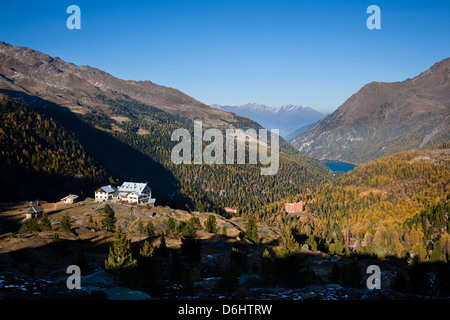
{"left": 0, "top": 92, "right": 107, "bottom": 201}
{"left": 298, "top": 143, "right": 450, "bottom": 260}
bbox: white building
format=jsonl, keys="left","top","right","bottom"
{"left": 95, "top": 185, "right": 117, "bottom": 202}
{"left": 61, "top": 194, "right": 79, "bottom": 204}
{"left": 117, "top": 182, "right": 156, "bottom": 205}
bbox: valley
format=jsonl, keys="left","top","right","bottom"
{"left": 0, "top": 41, "right": 448, "bottom": 301}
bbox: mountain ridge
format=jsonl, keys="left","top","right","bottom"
{"left": 210, "top": 102, "right": 326, "bottom": 138}
{"left": 291, "top": 58, "right": 450, "bottom": 164}
{"left": 0, "top": 41, "right": 247, "bottom": 129}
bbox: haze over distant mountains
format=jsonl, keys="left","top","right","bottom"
{"left": 291, "top": 58, "right": 450, "bottom": 164}
{"left": 210, "top": 103, "right": 326, "bottom": 138}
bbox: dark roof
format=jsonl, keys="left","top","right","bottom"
{"left": 27, "top": 206, "right": 44, "bottom": 214}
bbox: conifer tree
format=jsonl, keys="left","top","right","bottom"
{"left": 102, "top": 204, "right": 116, "bottom": 232}
{"left": 181, "top": 220, "right": 197, "bottom": 239}
{"left": 181, "top": 221, "right": 200, "bottom": 262}
{"left": 189, "top": 216, "right": 202, "bottom": 230}
{"left": 429, "top": 242, "right": 444, "bottom": 263}
{"left": 39, "top": 212, "right": 52, "bottom": 231}
{"left": 60, "top": 215, "right": 71, "bottom": 232}
{"left": 140, "top": 240, "right": 155, "bottom": 258}
{"left": 407, "top": 244, "right": 429, "bottom": 265}
{"left": 276, "top": 227, "right": 300, "bottom": 256}
{"left": 305, "top": 235, "right": 318, "bottom": 251}
{"left": 145, "top": 221, "right": 155, "bottom": 236}
{"left": 105, "top": 227, "right": 137, "bottom": 275}
{"left": 166, "top": 217, "right": 176, "bottom": 235}
{"left": 205, "top": 215, "right": 217, "bottom": 233}
{"left": 245, "top": 217, "right": 258, "bottom": 242}
{"left": 87, "top": 214, "right": 94, "bottom": 228}
{"left": 18, "top": 218, "right": 40, "bottom": 233}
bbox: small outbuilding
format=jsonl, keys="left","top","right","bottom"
{"left": 61, "top": 194, "right": 79, "bottom": 204}
{"left": 285, "top": 202, "right": 306, "bottom": 213}
{"left": 25, "top": 201, "right": 44, "bottom": 219}
{"left": 224, "top": 207, "right": 237, "bottom": 214}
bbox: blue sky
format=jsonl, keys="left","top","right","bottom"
{"left": 1, "top": 1, "right": 449, "bottom": 113}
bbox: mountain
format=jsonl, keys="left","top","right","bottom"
{"left": 286, "top": 120, "right": 321, "bottom": 142}
{"left": 210, "top": 103, "right": 326, "bottom": 139}
{"left": 0, "top": 41, "right": 251, "bottom": 129}
{"left": 291, "top": 58, "right": 450, "bottom": 164}
{"left": 0, "top": 41, "right": 331, "bottom": 212}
